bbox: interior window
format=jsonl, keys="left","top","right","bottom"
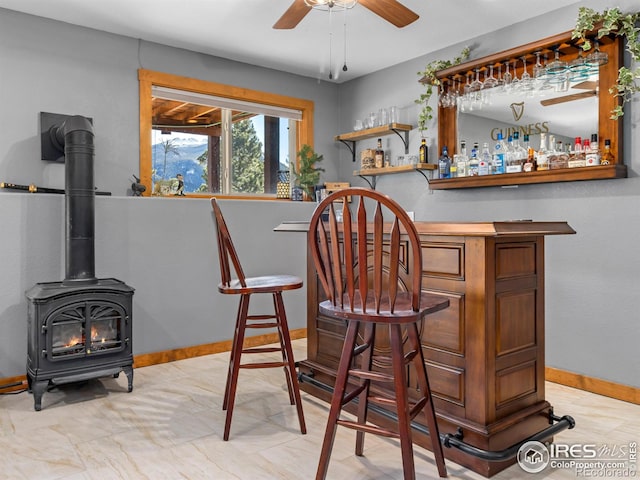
{"left": 139, "top": 69, "right": 314, "bottom": 197}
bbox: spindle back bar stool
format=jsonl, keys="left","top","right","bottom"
{"left": 308, "top": 188, "right": 449, "bottom": 479}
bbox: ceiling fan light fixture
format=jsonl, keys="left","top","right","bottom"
{"left": 304, "top": 0, "right": 357, "bottom": 11}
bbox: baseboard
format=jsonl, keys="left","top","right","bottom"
{"left": 132, "top": 328, "right": 308, "bottom": 368}
{"left": 0, "top": 328, "right": 307, "bottom": 393}
{"left": 5, "top": 340, "right": 637, "bottom": 407}
{"left": 545, "top": 366, "right": 639, "bottom": 405}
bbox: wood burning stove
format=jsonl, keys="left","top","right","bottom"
{"left": 26, "top": 279, "right": 133, "bottom": 411}
{"left": 26, "top": 113, "right": 134, "bottom": 411}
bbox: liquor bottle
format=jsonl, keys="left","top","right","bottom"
{"left": 600, "top": 139, "right": 614, "bottom": 165}
{"left": 547, "top": 135, "right": 559, "bottom": 169}
{"left": 438, "top": 146, "right": 451, "bottom": 179}
{"left": 568, "top": 137, "right": 585, "bottom": 168}
{"left": 536, "top": 132, "right": 549, "bottom": 171}
{"left": 506, "top": 131, "right": 525, "bottom": 173}
{"left": 585, "top": 133, "right": 600, "bottom": 166}
{"left": 450, "top": 160, "right": 458, "bottom": 178}
{"left": 492, "top": 133, "right": 506, "bottom": 175}
{"left": 479, "top": 142, "right": 491, "bottom": 176}
{"left": 419, "top": 138, "right": 428, "bottom": 164}
{"left": 468, "top": 142, "right": 479, "bottom": 176}
{"left": 557, "top": 141, "right": 570, "bottom": 168}
{"left": 453, "top": 140, "right": 469, "bottom": 178}
{"left": 375, "top": 138, "right": 384, "bottom": 168}
{"left": 523, "top": 133, "right": 536, "bottom": 172}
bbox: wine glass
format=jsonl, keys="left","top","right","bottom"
{"left": 519, "top": 55, "right": 534, "bottom": 93}
{"left": 461, "top": 72, "right": 473, "bottom": 111}
{"left": 482, "top": 64, "right": 497, "bottom": 105}
{"left": 469, "top": 68, "right": 483, "bottom": 109}
{"left": 546, "top": 47, "right": 568, "bottom": 84}
{"left": 483, "top": 64, "right": 498, "bottom": 89}
{"left": 533, "top": 51, "right": 551, "bottom": 92}
{"left": 569, "top": 48, "right": 590, "bottom": 83}
{"left": 502, "top": 60, "right": 513, "bottom": 92}
{"left": 509, "top": 58, "right": 520, "bottom": 92}
{"left": 586, "top": 38, "right": 608, "bottom": 73}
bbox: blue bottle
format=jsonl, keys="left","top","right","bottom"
{"left": 493, "top": 133, "right": 506, "bottom": 175}
{"left": 438, "top": 146, "right": 451, "bottom": 179}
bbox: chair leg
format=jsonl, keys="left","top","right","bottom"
{"left": 274, "top": 291, "right": 306, "bottom": 435}
{"left": 223, "top": 293, "right": 250, "bottom": 441}
{"left": 273, "top": 293, "right": 295, "bottom": 405}
{"left": 316, "top": 319, "right": 360, "bottom": 480}
{"left": 355, "top": 322, "right": 375, "bottom": 456}
{"left": 390, "top": 323, "right": 416, "bottom": 480}
{"left": 408, "top": 323, "right": 447, "bottom": 478}
{"left": 222, "top": 295, "right": 245, "bottom": 412}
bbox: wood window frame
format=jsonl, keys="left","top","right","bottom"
{"left": 138, "top": 69, "right": 314, "bottom": 198}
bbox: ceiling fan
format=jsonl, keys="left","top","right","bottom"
{"left": 273, "top": 0, "right": 419, "bottom": 29}
{"left": 540, "top": 80, "right": 598, "bottom": 107}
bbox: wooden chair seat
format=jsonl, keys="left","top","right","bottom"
{"left": 211, "top": 198, "right": 306, "bottom": 441}
{"left": 218, "top": 274, "right": 302, "bottom": 295}
{"left": 308, "top": 187, "right": 449, "bottom": 480}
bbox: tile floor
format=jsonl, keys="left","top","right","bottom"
{"left": 1, "top": 339, "right": 638, "bottom": 479}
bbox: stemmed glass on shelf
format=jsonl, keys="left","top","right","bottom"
{"left": 545, "top": 47, "right": 568, "bottom": 90}
{"left": 569, "top": 47, "right": 590, "bottom": 83}
{"left": 586, "top": 38, "right": 608, "bottom": 73}
{"left": 533, "top": 51, "right": 551, "bottom": 92}
{"left": 470, "top": 68, "right": 483, "bottom": 109}
{"left": 519, "top": 55, "right": 534, "bottom": 94}
{"left": 502, "top": 60, "right": 513, "bottom": 92}
{"left": 509, "top": 58, "right": 520, "bottom": 92}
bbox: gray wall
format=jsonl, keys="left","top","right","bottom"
{"left": 0, "top": 8, "right": 324, "bottom": 377}
{"left": 1, "top": 3, "right": 638, "bottom": 390}
{"left": 337, "top": 0, "right": 640, "bottom": 388}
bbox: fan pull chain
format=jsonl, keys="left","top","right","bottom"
{"left": 328, "top": 8, "right": 333, "bottom": 79}
{"left": 343, "top": 7, "right": 348, "bottom": 72}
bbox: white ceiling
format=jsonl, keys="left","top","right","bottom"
{"left": 0, "top": 0, "right": 582, "bottom": 83}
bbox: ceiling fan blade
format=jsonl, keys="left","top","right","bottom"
{"left": 359, "top": 0, "right": 419, "bottom": 28}
{"left": 273, "top": 0, "right": 311, "bottom": 29}
{"left": 540, "top": 90, "right": 596, "bottom": 107}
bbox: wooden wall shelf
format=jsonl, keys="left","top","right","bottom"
{"left": 335, "top": 123, "right": 413, "bottom": 162}
{"left": 428, "top": 164, "right": 627, "bottom": 190}
{"left": 354, "top": 163, "right": 437, "bottom": 189}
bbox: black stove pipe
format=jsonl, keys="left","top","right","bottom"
{"left": 51, "top": 116, "right": 97, "bottom": 285}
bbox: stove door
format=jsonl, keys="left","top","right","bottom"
{"left": 47, "top": 300, "right": 127, "bottom": 361}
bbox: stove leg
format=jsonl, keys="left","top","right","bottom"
{"left": 31, "top": 380, "right": 48, "bottom": 411}
{"left": 123, "top": 365, "right": 133, "bottom": 392}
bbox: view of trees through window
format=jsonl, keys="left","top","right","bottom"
{"left": 152, "top": 115, "right": 290, "bottom": 194}
{"left": 151, "top": 115, "right": 291, "bottom": 195}
{"left": 140, "top": 69, "right": 314, "bottom": 197}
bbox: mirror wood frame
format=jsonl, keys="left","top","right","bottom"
{"left": 138, "top": 69, "right": 315, "bottom": 197}
{"left": 428, "top": 29, "right": 625, "bottom": 189}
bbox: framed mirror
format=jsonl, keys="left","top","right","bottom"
{"left": 431, "top": 29, "right": 625, "bottom": 189}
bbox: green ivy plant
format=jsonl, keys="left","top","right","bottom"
{"left": 292, "top": 144, "right": 324, "bottom": 200}
{"left": 572, "top": 6, "right": 640, "bottom": 119}
{"left": 415, "top": 46, "right": 470, "bottom": 134}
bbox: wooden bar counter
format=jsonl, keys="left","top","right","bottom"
{"left": 276, "top": 220, "right": 575, "bottom": 476}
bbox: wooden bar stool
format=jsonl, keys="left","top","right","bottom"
{"left": 211, "top": 198, "right": 306, "bottom": 441}
{"left": 308, "top": 188, "right": 449, "bottom": 479}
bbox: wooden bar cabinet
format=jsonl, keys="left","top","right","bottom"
{"left": 281, "top": 220, "right": 575, "bottom": 477}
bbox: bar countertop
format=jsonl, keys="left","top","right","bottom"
{"left": 275, "top": 220, "right": 576, "bottom": 236}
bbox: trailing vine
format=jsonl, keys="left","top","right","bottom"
{"left": 572, "top": 6, "right": 640, "bottom": 119}
{"left": 415, "top": 46, "right": 470, "bottom": 134}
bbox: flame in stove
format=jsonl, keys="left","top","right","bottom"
{"left": 91, "top": 325, "right": 110, "bottom": 343}
{"left": 66, "top": 335, "right": 83, "bottom": 347}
